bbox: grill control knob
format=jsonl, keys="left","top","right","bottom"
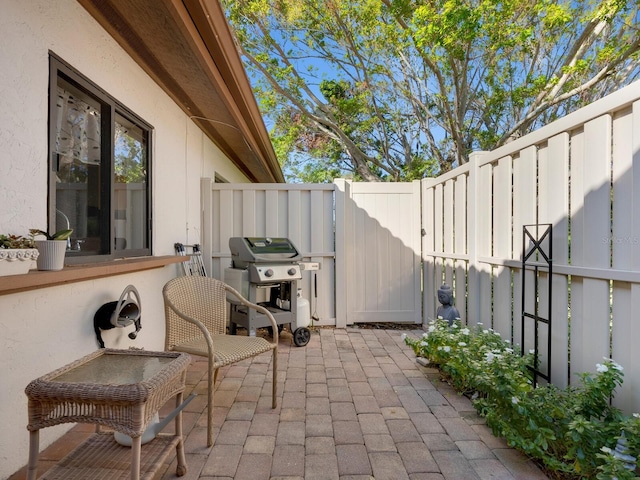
{"left": 265, "top": 268, "right": 274, "bottom": 277}
{"left": 288, "top": 268, "right": 297, "bottom": 276}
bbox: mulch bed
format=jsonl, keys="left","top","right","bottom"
{"left": 350, "top": 322, "right": 423, "bottom": 330}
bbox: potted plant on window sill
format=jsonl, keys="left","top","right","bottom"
{"left": 0, "top": 234, "right": 40, "bottom": 277}
{"left": 30, "top": 229, "right": 73, "bottom": 271}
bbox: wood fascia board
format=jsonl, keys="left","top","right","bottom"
{"left": 167, "top": 0, "right": 254, "bottom": 137}
{"left": 193, "top": 0, "right": 283, "bottom": 182}
{"left": 161, "top": 0, "right": 259, "bottom": 152}
{"left": 168, "top": 0, "right": 282, "bottom": 182}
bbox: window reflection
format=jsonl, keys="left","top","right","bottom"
{"left": 114, "top": 115, "right": 148, "bottom": 251}
{"left": 54, "top": 78, "right": 103, "bottom": 254}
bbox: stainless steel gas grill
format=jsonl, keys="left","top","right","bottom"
{"left": 224, "top": 237, "right": 311, "bottom": 346}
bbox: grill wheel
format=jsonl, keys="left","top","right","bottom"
{"left": 293, "top": 327, "right": 311, "bottom": 347}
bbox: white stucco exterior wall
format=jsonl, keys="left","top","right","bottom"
{"left": 0, "top": 1, "right": 251, "bottom": 477}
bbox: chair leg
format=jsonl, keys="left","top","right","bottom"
{"left": 214, "top": 368, "right": 219, "bottom": 385}
{"left": 272, "top": 347, "right": 278, "bottom": 409}
{"left": 207, "top": 362, "right": 215, "bottom": 447}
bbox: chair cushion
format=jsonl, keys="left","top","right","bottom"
{"left": 174, "top": 334, "right": 276, "bottom": 368}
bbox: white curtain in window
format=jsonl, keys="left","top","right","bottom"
{"left": 55, "top": 87, "right": 101, "bottom": 165}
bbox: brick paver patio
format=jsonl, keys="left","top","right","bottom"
{"left": 11, "top": 327, "right": 549, "bottom": 480}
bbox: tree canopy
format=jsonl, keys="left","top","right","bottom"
{"left": 223, "top": 0, "right": 640, "bottom": 182}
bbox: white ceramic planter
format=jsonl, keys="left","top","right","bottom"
{"left": 0, "top": 248, "right": 39, "bottom": 276}
{"left": 35, "top": 240, "right": 67, "bottom": 271}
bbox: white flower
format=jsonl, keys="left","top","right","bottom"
{"left": 633, "top": 413, "right": 639, "bottom": 418}
{"left": 511, "top": 396, "right": 519, "bottom": 405}
{"left": 484, "top": 352, "right": 495, "bottom": 363}
{"left": 461, "top": 328, "right": 470, "bottom": 335}
{"left": 428, "top": 326, "right": 436, "bottom": 333}
{"left": 505, "top": 339, "right": 511, "bottom": 344}
{"left": 601, "top": 446, "right": 612, "bottom": 454}
{"left": 443, "top": 346, "right": 451, "bottom": 353}
{"left": 596, "top": 363, "right": 609, "bottom": 373}
{"left": 505, "top": 348, "right": 513, "bottom": 354}
{"left": 483, "top": 329, "right": 489, "bottom": 334}
{"left": 437, "top": 315, "right": 443, "bottom": 320}
{"left": 437, "top": 346, "right": 443, "bottom": 351}
{"left": 451, "top": 324, "right": 458, "bottom": 329}
{"left": 602, "top": 357, "right": 623, "bottom": 370}
{"left": 494, "top": 331, "right": 501, "bottom": 337}
{"left": 477, "top": 322, "right": 483, "bottom": 326}
{"left": 458, "top": 342, "right": 467, "bottom": 347}
{"left": 420, "top": 341, "right": 428, "bottom": 347}
{"left": 529, "top": 349, "right": 535, "bottom": 354}
{"left": 401, "top": 333, "right": 407, "bottom": 340}
{"left": 609, "top": 360, "right": 624, "bottom": 371}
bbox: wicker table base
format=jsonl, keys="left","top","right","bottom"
{"left": 37, "top": 432, "right": 183, "bottom": 480}
{"left": 25, "top": 349, "right": 190, "bottom": 480}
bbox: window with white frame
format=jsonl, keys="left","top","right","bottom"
{"left": 49, "top": 55, "right": 151, "bottom": 262}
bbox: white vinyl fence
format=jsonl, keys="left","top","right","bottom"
{"left": 201, "top": 80, "right": 640, "bottom": 415}
{"left": 201, "top": 180, "right": 336, "bottom": 326}
{"left": 201, "top": 179, "right": 422, "bottom": 329}
{"left": 423, "top": 80, "right": 640, "bottom": 414}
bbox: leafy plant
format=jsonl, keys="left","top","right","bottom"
{"left": 224, "top": 0, "right": 640, "bottom": 181}
{"left": 29, "top": 228, "right": 73, "bottom": 241}
{"left": 403, "top": 319, "right": 640, "bottom": 479}
{"left": 0, "top": 234, "right": 35, "bottom": 249}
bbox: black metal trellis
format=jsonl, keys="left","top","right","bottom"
{"left": 521, "top": 224, "right": 552, "bottom": 387}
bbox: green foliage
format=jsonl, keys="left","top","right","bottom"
{"left": 0, "top": 234, "right": 35, "bottom": 249}
{"left": 29, "top": 229, "right": 73, "bottom": 241}
{"left": 223, "top": 0, "right": 640, "bottom": 182}
{"left": 404, "top": 319, "right": 640, "bottom": 479}
{"left": 115, "top": 129, "right": 147, "bottom": 184}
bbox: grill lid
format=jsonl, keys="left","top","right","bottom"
{"left": 229, "top": 237, "right": 302, "bottom": 269}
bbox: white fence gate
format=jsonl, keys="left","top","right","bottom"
{"left": 335, "top": 179, "right": 422, "bottom": 326}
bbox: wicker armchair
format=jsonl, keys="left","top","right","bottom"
{"left": 163, "top": 275, "right": 278, "bottom": 447}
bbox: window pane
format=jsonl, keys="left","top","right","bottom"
{"left": 54, "top": 77, "right": 104, "bottom": 254}
{"left": 50, "top": 55, "right": 151, "bottom": 262}
{"left": 114, "top": 114, "right": 148, "bottom": 251}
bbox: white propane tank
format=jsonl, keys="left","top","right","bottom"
{"left": 296, "top": 288, "right": 311, "bottom": 328}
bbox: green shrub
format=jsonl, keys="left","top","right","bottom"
{"left": 403, "top": 319, "right": 639, "bottom": 479}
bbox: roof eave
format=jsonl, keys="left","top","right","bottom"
{"left": 77, "top": 0, "right": 284, "bottom": 183}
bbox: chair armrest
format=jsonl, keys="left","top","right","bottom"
{"left": 224, "top": 284, "right": 279, "bottom": 344}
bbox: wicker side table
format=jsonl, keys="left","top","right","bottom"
{"left": 25, "top": 349, "right": 191, "bottom": 480}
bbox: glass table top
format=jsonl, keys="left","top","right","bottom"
{"left": 51, "top": 354, "right": 175, "bottom": 385}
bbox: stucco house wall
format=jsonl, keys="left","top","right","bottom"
{"left": 0, "top": 1, "right": 251, "bottom": 477}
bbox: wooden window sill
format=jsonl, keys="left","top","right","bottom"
{"left": 0, "top": 256, "right": 184, "bottom": 296}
